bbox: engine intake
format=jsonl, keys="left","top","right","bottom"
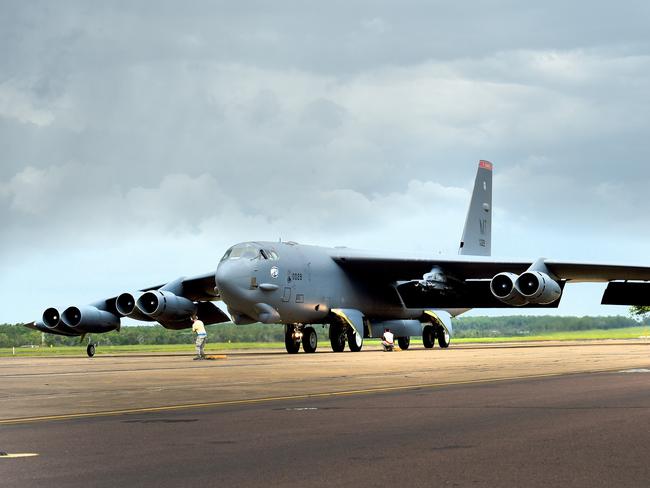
{"left": 136, "top": 290, "right": 197, "bottom": 323}
{"left": 42, "top": 307, "right": 80, "bottom": 335}
{"left": 490, "top": 272, "right": 528, "bottom": 306}
{"left": 61, "top": 306, "right": 121, "bottom": 333}
{"left": 515, "top": 271, "right": 562, "bottom": 305}
{"left": 116, "top": 292, "right": 154, "bottom": 321}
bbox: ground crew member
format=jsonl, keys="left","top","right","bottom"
{"left": 381, "top": 328, "right": 394, "bottom": 352}
{"left": 192, "top": 315, "right": 207, "bottom": 360}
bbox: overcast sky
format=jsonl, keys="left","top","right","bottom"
{"left": 2, "top": 1, "right": 650, "bottom": 323}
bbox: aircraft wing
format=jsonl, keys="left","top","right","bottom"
{"left": 331, "top": 253, "right": 650, "bottom": 282}
{"left": 330, "top": 252, "right": 650, "bottom": 307}
{"left": 31, "top": 270, "right": 229, "bottom": 337}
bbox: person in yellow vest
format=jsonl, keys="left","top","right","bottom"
{"left": 192, "top": 315, "right": 207, "bottom": 360}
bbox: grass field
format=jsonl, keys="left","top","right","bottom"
{"left": 2, "top": 326, "right": 650, "bottom": 357}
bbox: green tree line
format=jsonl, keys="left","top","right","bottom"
{"left": 1, "top": 314, "right": 649, "bottom": 347}
{"left": 451, "top": 314, "right": 650, "bottom": 338}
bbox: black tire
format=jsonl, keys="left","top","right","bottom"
{"left": 330, "top": 324, "right": 346, "bottom": 352}
{"left": 302, "top": 327, "right": 318, "bottom": 353}
{"left": 285, "top": 330, "right": 300, "bottom": 354}
{"left": 86, "top": 343, "right": 96, "bottom": 358}
{"left": 422, "top": 325, "right": 435, "bottom": 348}
{"left": 437, "top": 327, "right": 450, "bottom": 348}
{"left": 397, "top": 336, "right": 410, "bottom": 350}
{"left": 347, "top": 328, "right": 363, "bottom": 352}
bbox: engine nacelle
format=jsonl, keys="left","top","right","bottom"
{"left": 42, "top": 307, "right": 80, "bottom": 335}
{"left": 515, "top": 271, "right": 562, "bottom": 305}
{"left": 115, "top": 292, "right": 155, "bottom": 321}
{"left": 61, "top": 306, "right": 121, "bottom": 333}
{"left": 136, "top": 290, "right": 197, "bottom": 322}
{"left": 490, "top": 272, "right": 529, "bottom": 306}
{"left": 39, "top": 308, "right": 80, "bottom": 336}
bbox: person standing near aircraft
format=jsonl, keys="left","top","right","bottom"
{"left": 381, "top": 328, "right": 394, "bottom": 352}
{"left": 192, "top": 315, "right": 207, "bottom": 360}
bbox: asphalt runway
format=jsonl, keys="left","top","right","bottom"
{"left": 4, "top": 370, "right": 650, "bottom": 487}
{"left": 2, "top": 343, "right": 650, "bottom": 487}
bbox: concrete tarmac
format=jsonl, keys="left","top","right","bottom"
{"left": 2, "top": 342, "right": 650, "bottom": 487}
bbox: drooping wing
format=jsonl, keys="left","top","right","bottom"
{"left": 330, "top": 251, "right": 650, "bottom": 307}
{"left": 91, "top": 271, "right": 222, "bottom": 319}
{"left": 28, "top": 271, "right": 229, "bottom": 337}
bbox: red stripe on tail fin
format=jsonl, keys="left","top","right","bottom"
{"left": 479, "top": 160, "right": 493, "bottom": 171}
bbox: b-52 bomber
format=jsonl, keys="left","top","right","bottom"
{"left": 24, "top": 161, "right": 650, "bottom": 356}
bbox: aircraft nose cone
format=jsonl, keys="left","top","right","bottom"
{"left": 215, "top": 261, "right": 250, "bottom": 305}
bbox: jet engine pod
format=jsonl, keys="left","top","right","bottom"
{"left": 515, "top": 271, "right": 562, "bottom": 305}
{"left": 116, "top": 292, "right": 154, "bottom": 321}
{"left": 490, "top": 272, "right": 529, "bottom": 306}
{"left": 42, "top": 307, "right": 82, "bottom": 335}
{"left": 136, "top": 290, "right": 197, "bottom": 322}
{"left": 43, "top": 307, "right": 62, "bottom": 329}
{"left": 61, "top": 306, "right": 121, "bottom": 333}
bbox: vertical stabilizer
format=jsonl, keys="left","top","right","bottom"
{"left": 459, "top": 160, "right": 492, "bottom": 256}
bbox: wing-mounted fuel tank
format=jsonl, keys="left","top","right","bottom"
{"left": 490, "top": 259, "right": 563, "bottom": 306}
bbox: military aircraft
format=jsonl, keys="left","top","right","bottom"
{"left": 24, "top": 161, "right": 650, "bottom": 356}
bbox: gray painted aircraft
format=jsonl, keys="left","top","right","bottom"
{"left": 24, "top": 161, "right": 650, "bottom": 356}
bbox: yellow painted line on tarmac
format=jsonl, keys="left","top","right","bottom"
{"left": 0, "top": 366, "right": 634, "bottom": 426}
{"left": 0, "top": 453, "right": 39, "bottom": 458}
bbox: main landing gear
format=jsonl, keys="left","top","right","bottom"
{"left": 284, "top": 323, "right": 366, "bottom": 354}
{"left": 329, "top": 323, "right": 363, "bottom": 353}
{"left": 422, "top": 325, "right": 450, "bottom": 349}
{"left": 397, "top": 336, "right": 411, "bottom": 350}
{"left": 284, "top": 325, "right": 318, "bottom": 354}
{"left": 329, "top": 323, "right": 346, "bottom": 352}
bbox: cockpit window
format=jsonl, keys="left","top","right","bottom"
{"left": 220, "top": 243, "right": 262, "bottom": 261}
{"left": 266, "top": 250, "right": 279, "bottom": 260}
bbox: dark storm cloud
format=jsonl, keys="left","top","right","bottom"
{"left": 1, "top": 1, "right": 650, "bottom": 321}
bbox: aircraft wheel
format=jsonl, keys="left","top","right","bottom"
{"left": 302, "top": 327, "right": 318, "bottom": 353}
{"left": 330, "top": 324, "right": 346, "bottom": 352}
{"left": 397, "top": 336, "right": 410, "bottom": 350}
{"left": 422, "top": 325, "right": 435, "bottom": 348}
{"left": 284, "top": 330, "right": 301, "bottom": 354}
{"left": 347, "top": 328, "right": 363, "bottom": 352}
{"left": 437, "top": 327, "right": 450, "bottom": 348}
{"left": 86, "top": 343, "right": 96, "bottom": 358}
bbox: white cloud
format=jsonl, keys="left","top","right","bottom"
{"left": 0, "top": 81, "right": 55, "bottom": 127}
{"left": 1, "top": 2, "right": 650, "bottom": 322}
